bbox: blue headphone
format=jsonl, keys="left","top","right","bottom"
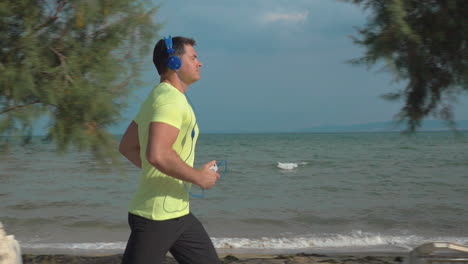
{"left": 163, "top": 36, "right": 182, "bottom": 70}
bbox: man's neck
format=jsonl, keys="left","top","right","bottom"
{"left": 161, "top": 73, "right": 188, "bottom": 93}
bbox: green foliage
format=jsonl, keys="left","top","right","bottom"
{"left": 345, "top": 0, "right": 468, "bottom": 131}
{"left": 0, "top": 0, "right": 161, "bottom": 159}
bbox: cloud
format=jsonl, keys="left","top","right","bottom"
{"left": 260, "top": 11, "right": 309, "bottom": 24}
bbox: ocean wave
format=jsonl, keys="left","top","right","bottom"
{"left": 21, "top": 242, "right": 126, "bottom": 251}
{"left": 20, "top": 231, "right": 468, "bottom": 252}
{"left": 212, "top": 231, "right": 468, "bottom": 250}
{"left": 6, "top": 200, "right": 103, "bottom": 210}
{"left": 277, "top": 162, "right": 308, "bottom": 170}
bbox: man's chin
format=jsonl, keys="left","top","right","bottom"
{"left": 188, "top": 77, "right": 201, "bottom": 85}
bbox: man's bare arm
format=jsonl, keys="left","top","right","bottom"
{"left": 146, "top": 122, "right": 219, "bottom": 189}
{"left": 119, "top": 121, "right": 142, "bottom": 168}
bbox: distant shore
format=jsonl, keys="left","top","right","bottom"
{"left": 22, "top": 252, "right": 406, "bottom": 264}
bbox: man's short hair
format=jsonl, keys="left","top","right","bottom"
{"left": 153, "top": 36, "right": 196, "bottom": 75}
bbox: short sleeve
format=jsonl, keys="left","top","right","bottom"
{"left": 149, "top": 96, "right": 185, "bottom": 129}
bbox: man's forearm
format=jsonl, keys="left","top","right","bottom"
{"left": 148, "top": 150, "right": 201, "bottom": 185}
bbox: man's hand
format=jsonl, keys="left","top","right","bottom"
{"left": 197, "top": 160, "right": 220, "bottom": 189}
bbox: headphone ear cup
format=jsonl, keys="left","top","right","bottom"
{"left": 167, "top": 56, "right": 181, "bottom": 70}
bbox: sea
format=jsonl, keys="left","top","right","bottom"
{"left": 0, "top": 132, "right": 467, "bottom": 255}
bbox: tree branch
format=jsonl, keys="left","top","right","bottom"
{"left": 33, "top": 0, "right": 67, "bottom": 34}
{"left": 0, "top": 101, "right": 41, "bottom": 115}
{"left": 49, "top": 46, "right": 75, "bottom": 84}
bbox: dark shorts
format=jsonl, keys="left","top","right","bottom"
{"left": 121, "top": 212, "right": 220, "bottom": 264}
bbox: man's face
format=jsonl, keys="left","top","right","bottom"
{"left": 178, "top": 44, "right": 203, "bottom": 85}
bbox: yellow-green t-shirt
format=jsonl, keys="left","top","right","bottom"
{"left": 129, "top": 82, "right": 199, "bottom": 220}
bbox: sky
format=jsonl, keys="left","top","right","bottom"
{"left": 115, "top": 0, "right": 468, "bottom": 134}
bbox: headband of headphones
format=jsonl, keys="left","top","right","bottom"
{"left": 163, "top": 36, "right": 182, "bottom": 70}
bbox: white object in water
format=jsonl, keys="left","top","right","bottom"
{"left": 277, "top": 162, "right": 298, "bottom": 170}
{"left": 408, "top": 242, "right": 468, "bottom": 264}
{"left": 0, "top": 222, "right": 22, "bottom": 264}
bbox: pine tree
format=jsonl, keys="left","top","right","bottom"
{"left": 0, "top": 0, "right": 161, "bottom": 159}
{"left": 345, "top": 0, "right": 468, "bottom": 130}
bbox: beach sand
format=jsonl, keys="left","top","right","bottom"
{"left": 22, "top": 252, "right": 406, "bottom": 264}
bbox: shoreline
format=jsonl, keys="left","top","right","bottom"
{"left": 22, "top": 252, "right": 407, "bottom": 264}
{"left": 20, "top": 247, "right": 410, "bottom": 258}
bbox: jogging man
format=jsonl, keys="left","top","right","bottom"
{"left": 119, "top": 36, "right": 221, "bottom": 264}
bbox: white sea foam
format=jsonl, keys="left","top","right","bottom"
{"left": 21, "top": 242, "right": 126, "bottom": 251}
{"left": 277, "top": 162, "right": 308, "bottom": 170}
{"left": 212, "top": 231, "right": 468, "bottom": 251}
{"left": 20, "top": 231, "right": 468, "bottom": 253}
